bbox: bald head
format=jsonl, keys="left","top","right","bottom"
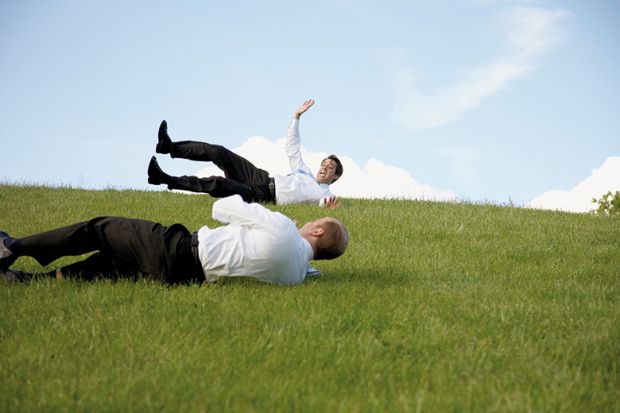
{"left": 315, "top": 218, "right": 348, "bottom": 259}
{"left": 299, "top": 217, "right": 349, "bottom": 260}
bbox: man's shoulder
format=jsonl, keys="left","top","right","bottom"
{"left": 262, "top": 209, "right": 296, "bottom": 230}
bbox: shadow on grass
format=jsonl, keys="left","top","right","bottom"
{"left": 304, "top": 267, "right": 413, "bottom": 287}
{"left": 7, "top": 268, "right": 412, "bottom": 290}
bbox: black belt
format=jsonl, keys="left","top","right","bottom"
{"left": 268, "top": 177, "right": 276, "bottom": 202}
{"left": 190, "top": 232, "right": 202, "bottom": 273}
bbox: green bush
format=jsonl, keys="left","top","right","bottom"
{"left": 592, "top": 190, "right": 620, "bottom": 215}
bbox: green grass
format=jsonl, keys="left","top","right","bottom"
{"left": 1, "top": 184, "right": 619, "bottom": 412}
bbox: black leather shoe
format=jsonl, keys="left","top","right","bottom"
{"left": 0, "top": 231, "right": 17, "bottom": 270}
{"left": 147, "top": 156, "right": 167, "bottom": 185}
{"left": 156, "top": 120, "right": 172, "bottom": 154}
{"left": 1, "top": 269, "right": 26, "bottom": 282}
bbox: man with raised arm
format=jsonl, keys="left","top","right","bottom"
{"left": 0, "top": 195, "right": 349, "bottom": 285}
{"left": 147, "top": 100, "right": 343, "bottom": 208}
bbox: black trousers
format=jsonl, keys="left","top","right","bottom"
{"left": 7, "top": 217, "right": 203, "bottom": 284}
{"left": 166, "top": 141, "right": 274, "bottom": 203}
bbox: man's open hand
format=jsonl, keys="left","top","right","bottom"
{"left": 324, "top": 196, "right": 341, "bottom": 210}
{"left": 294, "top": 99, "right": 315, "bottom": 119}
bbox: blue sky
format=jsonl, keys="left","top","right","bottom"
{"left": 1, "top": 0, "right": 619, "bottom": 208}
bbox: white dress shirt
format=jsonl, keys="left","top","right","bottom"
{"left": 273, "top": 118, "right": 333, "bottom": 206}
{"left": 196, "top": 195, "right": 314, "bottom": 285}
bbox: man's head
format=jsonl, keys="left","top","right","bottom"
{"left": 299, "top": 217, "right": 349, "bottom": 260}
{"left": 316, "top": 155, "right": 343, "bottom": 184}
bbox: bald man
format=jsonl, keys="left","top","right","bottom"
{"left": 0, "top": 195, "right": 349, "bottom": 285}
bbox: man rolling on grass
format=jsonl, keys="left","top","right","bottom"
{"left": 148, "top": 99, "right": 343, "bottom": 208}
{"left": 0, "top": 195, "right": 348, "bottom": 285}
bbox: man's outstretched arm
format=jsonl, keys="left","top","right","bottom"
{"left": 286, "top": 99, "right": 315, "bottom": 173}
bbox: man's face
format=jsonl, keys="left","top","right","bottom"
{"left": 316, "top": 159, "right": 339, "bottom": 184}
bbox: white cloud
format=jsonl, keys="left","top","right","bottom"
{"left": 393, "top": 6, "right": 572, "bottom": 130}
{"left": 526, "top": 157, "right": 620, "bottom": 213}
{"left": 196, "top": 136, "right": 456, "bottom": 201}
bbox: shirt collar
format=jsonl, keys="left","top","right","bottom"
{"left": 301, "top": 238, "right": 314, "bottom": 262}
{"left": 292, "top": 169, "right": 330, "bottom": 187}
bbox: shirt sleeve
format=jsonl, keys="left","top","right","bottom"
{"left": 285, "top": 118, "right": 313, "bottom": 175}
{"left": 212, "top": 195, "right": 291, "bottom": 231}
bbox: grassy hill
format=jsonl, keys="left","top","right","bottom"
{"left": 1, "top": 184, "right": 618, "bottom": 412}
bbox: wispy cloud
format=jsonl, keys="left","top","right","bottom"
{"left": 393, "top": 6, "right": 572, "bottom": 131}
{"left": 196, "top": 136, "right": 456, "bottom": 201}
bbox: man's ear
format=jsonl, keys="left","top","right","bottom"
{"left": 311, "top": 225, "right": 324, "bottom": 236}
